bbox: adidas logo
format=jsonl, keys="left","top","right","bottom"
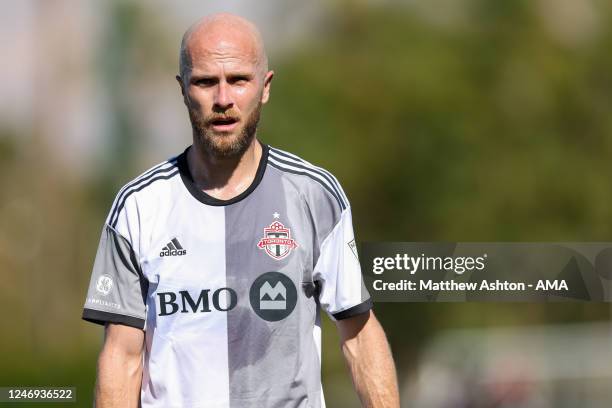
{"left": 160, "top": 238, "right": 187, "bottom": 257}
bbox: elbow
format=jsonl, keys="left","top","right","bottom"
{"left": 98, "top": 345, "right": 143, "bottom": 378}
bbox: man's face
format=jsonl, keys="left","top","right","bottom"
{"left": 179, "top": 35, "right": 272, "bottom": 158}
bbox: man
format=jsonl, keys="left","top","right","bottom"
{"left": 82, "top": 13, "right": 399, "bottom": 408}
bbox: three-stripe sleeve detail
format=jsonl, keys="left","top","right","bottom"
{"left": 268, "top": 149, "right": 347, "bottom": 211}
{"left": 270, "top": 148, "right": 349, "bottom": 205}
{"left": 108, "top": 159, "right": 179, "bottom": 228}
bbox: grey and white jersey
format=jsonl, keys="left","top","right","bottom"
{"left": 82, "top": 143, "right": 372, "bottom": 408}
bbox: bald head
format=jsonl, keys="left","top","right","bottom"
{"left": 179, "top": 13, "right": 268, "bottom": 84}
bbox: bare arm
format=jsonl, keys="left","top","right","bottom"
{"left": 336, "top": 310, "right": 400, "bottom": 408}
{"left": 95, "top": 323, "right": 145, "bottom": 408}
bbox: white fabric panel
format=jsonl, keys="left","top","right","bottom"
{"left": 313, "top": 207, "right": 365, "bottom": 318}
{"left": 140, "top": 189, "right": 230, "bottom": 407}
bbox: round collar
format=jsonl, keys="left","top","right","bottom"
{"left": 177, "top": 142, "right": 269, "bottom": 206}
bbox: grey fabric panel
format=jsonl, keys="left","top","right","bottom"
{"left": 270, "top": 165, "right": 343, "bottom": 273}
{"left": 82, "top": 224, "right": 148, "bottom": 328}
{"left": 225, "top": 168, "right": 322, "bottom": 408}
{"left": 276, "top": 166, "right": 371, "bottom": 321}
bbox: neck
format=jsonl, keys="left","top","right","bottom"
{"left": 187, "top": 137, "right": 262, "bottom": 201}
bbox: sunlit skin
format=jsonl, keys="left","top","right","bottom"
{"left": 176, "top": 14, "right": 274, "bottom": 199}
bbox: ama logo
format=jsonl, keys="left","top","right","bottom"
{"left": 250, "top": 272, "right": 297, "bottom": 321}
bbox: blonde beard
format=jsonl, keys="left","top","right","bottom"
{"left": 188, "top": 102, "right": 262, "bottom": 158}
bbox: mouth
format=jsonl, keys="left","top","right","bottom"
{"left": 209, "top": 117, "right": 239, "bottom": 132}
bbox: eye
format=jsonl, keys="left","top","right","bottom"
{"left": 228, "top": 76, "right": 250, "bottom": 85}
{"left": 194, "top": 78, "right": 216, "bottom": 87}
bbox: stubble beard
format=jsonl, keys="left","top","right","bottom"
{"left": 188, "top": 103, "right": 262, "bottom": 159}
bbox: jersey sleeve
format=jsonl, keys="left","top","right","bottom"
{"left": 82, "top": 220, "right": 148, "bottom": 330}
{"left": 313, "top": 207, "right": 372, "bottom": 320}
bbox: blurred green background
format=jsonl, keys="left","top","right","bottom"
{"left": 1, "top": 0, "right": 611, "bottom": 407}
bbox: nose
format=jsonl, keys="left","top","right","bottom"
{"left": 213, "top": 81, "right": 233, "bottom": 111}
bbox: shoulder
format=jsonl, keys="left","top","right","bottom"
{"left": 105, "top": 154, "right": 181, "bottom": 228}
{"left": 266, "top": 146, "right": 349, "bottom": 214}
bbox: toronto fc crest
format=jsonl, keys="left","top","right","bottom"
{"left": 257, "top": 219, "right": 298, "bottom": 260}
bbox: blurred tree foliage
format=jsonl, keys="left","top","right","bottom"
{"left": 261, "top": 1, "right": 612, "bottom": 398}
{"left": 264, "top": 1, "right": 612, "bottom": 242}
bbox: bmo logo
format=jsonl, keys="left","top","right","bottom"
{"left": 155, "top": 272, "right": 297, "bottom": 321}
{"left": 249, "top": 272, "right": 297, "bottom": 321}
{"left": 157, "top": 288, "right": 237, "bottom": 316}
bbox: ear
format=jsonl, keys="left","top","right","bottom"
{"left": 261, "top": 70, "right": 274, "bottom": 104}
{"left": 176, "top": 75, "right": 188, "bottom": 105}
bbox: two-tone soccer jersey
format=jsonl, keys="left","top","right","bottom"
{"left": 82, "top": 143, "right": 372, "bottom": 408}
